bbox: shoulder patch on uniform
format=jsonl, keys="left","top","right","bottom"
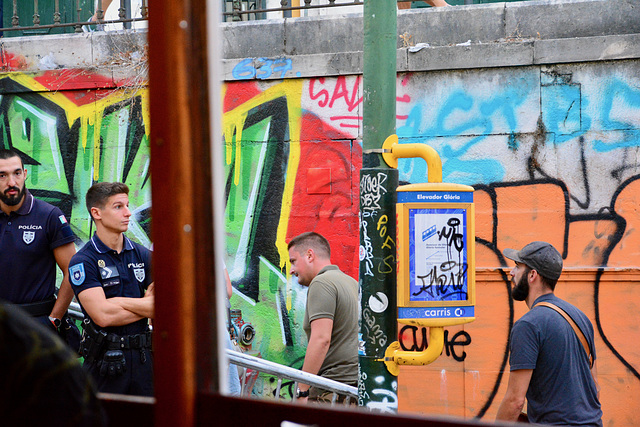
{"left": 70, "top": 263, "right": 86, "bottom": 286}
{"left": 58, "top": 215, "right": 68, "bottom": 224}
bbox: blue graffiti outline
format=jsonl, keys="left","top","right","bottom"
{"left": 396, "top": 88, "right": 533, "bottom": 184}
{"left": 593, "top": 79, "right": 640, "bottom": 152}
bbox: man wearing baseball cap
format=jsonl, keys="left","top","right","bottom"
{"left": 496, "top": 241, "right": 602, "bottom": 426}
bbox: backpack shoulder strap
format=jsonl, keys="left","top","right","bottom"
{"left": 534, "top": 301, "right": 594, "bottom": 369}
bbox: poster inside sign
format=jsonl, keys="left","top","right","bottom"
{"left": 409, "top": 208, "right": 468, "bottom": 302}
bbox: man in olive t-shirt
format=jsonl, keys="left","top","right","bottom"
{"left": 288, "top": 232, "right": 358, "bottom": 403}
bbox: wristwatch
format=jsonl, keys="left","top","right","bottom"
{"left": 49, "top": 316, "right": 62, "bottom": 329}
{"left": 296, "top": 387, "right": 310, "bottom": 398}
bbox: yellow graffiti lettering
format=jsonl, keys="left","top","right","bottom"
{"left": 381, "top": 235, "right": 395, "bottom": 250}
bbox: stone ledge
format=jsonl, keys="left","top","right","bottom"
{"left": 534, "top": 33, "right": 640, "bottom": 64}
{"left": 222, "top": 33, "right": 640, "bottom": 80}
{"left": 222, "top": 0, "right": 640, "bottom": 59}
{"left": 0, "top": 30, "right": 147, "bottom": 79}
{"left": 402, "top": 40, "right": 535, "bottom": 72}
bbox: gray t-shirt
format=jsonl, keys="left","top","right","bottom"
{"left": 303, "top": 265, "right": 358, "bottom": 385}
{"left": 510, "top": 293, "right": 602, "bottom": 426}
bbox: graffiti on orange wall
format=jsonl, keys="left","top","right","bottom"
{"left": 393, "top": 64, "right": 640, "bottom": 424}
{"left": 399, "top": 177, "right": 640, "bottom": 422}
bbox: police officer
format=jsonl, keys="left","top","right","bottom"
{"left": 69, "top": 182, "right": 154, "bottom": 396}
{"left": 0, "top": 149, "right": 76, "bottom": 332}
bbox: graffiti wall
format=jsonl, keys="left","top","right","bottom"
{"left": 0, "top": 71, "right": 152, "bottom": 247}
{"left": 393, "top": 62, "right": 640, "bottom": 424}
{"left": 224, "top": 60, "right": 640, "bottom": 424}
{"left": 5, "top": 42, "right": 639, "bottom": 424}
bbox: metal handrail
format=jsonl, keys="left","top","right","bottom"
{"left": 0, "top": 0, "right": 148, "bottom": 34}
{"left": 222, "top": 0, "right": 477, "bottom": 21}
{"left": 68, "top": 301, "right": 356, "bottom": 405}
{"left": 68, "top": 301, "right": 84, "bottom": 320}
{"left": 226, "top": 349, "right": 358, "bottom": 405}
{"left": 223, "top": 0, "right": 363, "bottom": 19}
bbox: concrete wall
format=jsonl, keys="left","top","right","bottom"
{"left": 1, "top": 0, "right": 639, "bottom": 422}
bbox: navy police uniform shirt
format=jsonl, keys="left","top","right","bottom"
{"left": 69, "top": 232, "right": 152, "bottom": 336}
{"left": 0, "top": 190, "right": 75, "bottom": 304}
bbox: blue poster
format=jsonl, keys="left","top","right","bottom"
{"left": 408, "top": 208, "right": 468, "bottom": 302}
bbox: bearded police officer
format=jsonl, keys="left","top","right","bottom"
{"left": 69, "top": 182, "right": 154, "bottom": 396}
{"left": 0, "top": 149, "right": 77, "bottom": 333}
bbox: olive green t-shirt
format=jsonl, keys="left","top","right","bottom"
{"left": 303, "top": 265, "right": 358, "bottom": 385}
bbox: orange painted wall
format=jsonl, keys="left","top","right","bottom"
{"left": 398, "top": 179, "right": 640, "bottom": 424}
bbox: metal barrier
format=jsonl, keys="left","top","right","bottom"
{"left": 1, "top": 0, "right": 526, "bottom": 32}
{"left": 221, "top": 0, "right": 507, "bottom": 22}
{"left": 222, "top": 0, "right": 362, "bottom": 22}
{"left": 68, "top": 301, "right": 355, "bottom": 406}
{"left": 226, "top": 349, "right": 358, "bottom": 406}
{"left": 68, "top": 301, "right": 84, "bottom": 320}
{"left": 0, "top": 0, "right": 148, "bottom": 35}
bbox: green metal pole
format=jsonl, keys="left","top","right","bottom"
{"left": 359, "top": 0, "right": 398, "bottom": 412}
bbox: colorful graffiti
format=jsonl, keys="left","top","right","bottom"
{"left": 222, "top": 62, "right": 640, "bottom": 425}
{"left": 7, "top": 44, "right": 640, "bottom": 424}
{"left": 222, "top": 79, "right": 361, "bottom": 395}
{"left": 393, "top": 64, "right": 640, "bottom": 424}
{"left": 0, "top": 71, "right": 152, "bottom": 246}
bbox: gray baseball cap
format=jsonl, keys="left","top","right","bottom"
{"left": 503, "top": 241, "right": 563, "bottom": 281}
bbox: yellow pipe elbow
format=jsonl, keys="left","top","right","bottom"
{"left": 382, "top": 134, "right": 443, "bottom": 183}
{"left": 381, "top": 327, "right": 445, "bottom": 376}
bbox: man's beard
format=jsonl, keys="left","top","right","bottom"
{"left": 0, "top": 184, "right": 26, "bottom": 207}
{"left": 512, "top": 270, "right": 530, "bottom": 301}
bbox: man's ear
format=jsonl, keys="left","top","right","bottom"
{"left": 90, "top": 206, "right": 101, "bottom": 221}
{"left": 306, "top": 248, "right": 315, "bottom": 262}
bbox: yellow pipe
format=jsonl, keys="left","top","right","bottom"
{"left": 377, "top": 134, "right": 446, "bottom": 376}
{"left": 382, "top": 134, "right": 443, "bottom": 183}
{"left": 380, "top": 327, "right": 445, "bottom": 376}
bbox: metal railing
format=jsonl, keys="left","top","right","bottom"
{"left": 222, "top": 0, "right": 507, "bottom": 22}
{"left": 69, "top": 301, "right": 356, "bottom": 405}
{"left": 69, "top": 301, "right": 84, "bottom": 320}
{"left": 0, "top": 0, "right": 148, "bottom": 36}
{"left": 0, "top": 0, "right": 526, "bottom": 33}
{"left": 227, "top": 348, "right": 358, "bottom": 406}
{"left": 223, "top": 0, "right": 362, "bottom": 22}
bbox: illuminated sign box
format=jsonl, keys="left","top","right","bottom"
{"left": 397, "top": 183, "right": 475, "bottom": 327}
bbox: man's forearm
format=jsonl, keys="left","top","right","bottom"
{"left": 299, "top": 337, "right": 330, "bottom": 390}
{"left": 86, "top": 301, "right": 144, "bottom": 327}
{"left": 50, "top": 277, "right": 74, "bottom": 319}
{"left": 109, "top": 296, "right": 154, "bottom": 319}
{"left": 51, "top": 242, "right": 77, "bottom": 319}
{"left": 496, "top": 396, "right": 524, "bottom": 422}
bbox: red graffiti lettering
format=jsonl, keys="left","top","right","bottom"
{"left": 309, "top": 77, "right": 329, "bottom": 107}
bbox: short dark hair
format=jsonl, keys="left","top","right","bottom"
{"left": 86, "top": 182, "right": 129, "bottom": 219}
{"left": 518, "top": 262, "right": 557, "bottom": 291}
{"left": 538, "top": 274, "right": 558, "bottom": 291}
{"left": 287, "top": 232, "right": 331, "bottom": 260}
{"left": 0, "top": 149, "right": 24, "bottom": 168}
